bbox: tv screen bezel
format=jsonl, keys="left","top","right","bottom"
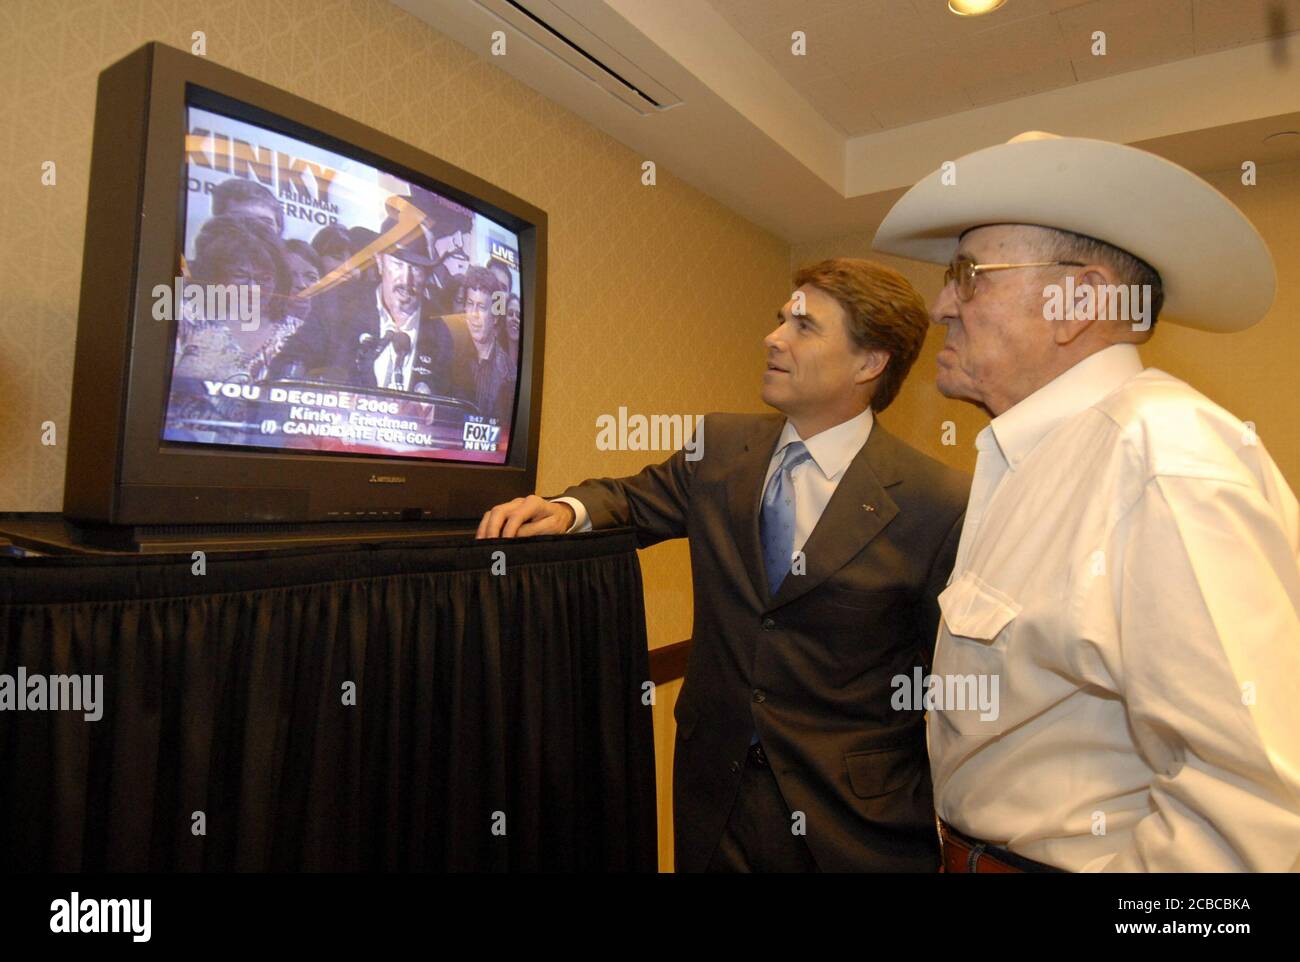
{"left": 64, "top": 42, "right": 548, "bottom": 527}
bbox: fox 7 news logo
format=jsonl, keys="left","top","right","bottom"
{"left": 463, "top": 419, "right": 501, "bottom": 452}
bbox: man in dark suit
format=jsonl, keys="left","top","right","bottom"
{"left": 272, "top": 215, "right": 455, "bottom": 397}
{"left": 477, "top": 259, "right": 968, "bottom": 872}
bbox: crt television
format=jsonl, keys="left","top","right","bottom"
{"left": 63, "top": 42, "right": 547, "bottom": 548}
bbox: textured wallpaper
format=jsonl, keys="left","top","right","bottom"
{"left": 0, "top": 0, "right": 792, "bottom": 653}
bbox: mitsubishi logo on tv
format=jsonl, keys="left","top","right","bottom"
{"left": 368, "top": 474, "right": 406, "bottom": 484}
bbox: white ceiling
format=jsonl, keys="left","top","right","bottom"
{"left": 395, "top": 0, "right": 1300, "bottom": 242}
{"left": 711, "top": 0, "right": 1300, "bottom": 134}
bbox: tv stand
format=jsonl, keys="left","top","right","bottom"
{"left": 0, "top": 522, "right": 656, "bottom": 870}
{"left": 0, "top": 513, "right": 479, "bottom": 555}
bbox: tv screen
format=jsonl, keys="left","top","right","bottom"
{"left": 64, "top": 43, "right": 547, "bottom": 535}
{"left": 168, "top": 101, "right": 522, "bottom": 465}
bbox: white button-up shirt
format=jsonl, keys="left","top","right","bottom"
{"left": 372, "top": 288, "right": 419, "bottom": 391}
{"left": 931, "top": 343, "right": 1300, "bottom": 871}
{"left": 556, "top": 408, "right": 874, "bottom": 542}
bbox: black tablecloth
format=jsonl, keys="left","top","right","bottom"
{"left": 0, "top": 528, "right": 656, "bottom": 871}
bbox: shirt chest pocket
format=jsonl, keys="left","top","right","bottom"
{"left": 938, "top": 571, "right": 1020, "bottom": 650}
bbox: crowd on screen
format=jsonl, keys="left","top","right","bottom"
{"left": 170, "top": 176, "right": 521, "bottom": 431}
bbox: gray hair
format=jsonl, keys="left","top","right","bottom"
{"left": 1037, "top": 226, "right": 1164, "bottom": 333}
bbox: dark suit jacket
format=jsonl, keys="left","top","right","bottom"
{"left": 555, "top": 412, "right": 968, "bottom": 872}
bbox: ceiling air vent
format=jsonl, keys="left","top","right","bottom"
{"left": 473, "top": 0, "right": 682, "bottom": 114}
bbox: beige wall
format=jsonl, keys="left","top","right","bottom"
{"left": 793, "top": 159, "right": 1300, "bottom": 492}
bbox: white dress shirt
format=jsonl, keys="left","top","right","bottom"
{"left": 372, "top": 288, "right": 419, "bottom": 391}
{"left": 931, "top": 343, "right": 1300, "bottom": 871}
{"left": 554, "top": 408, "right": 875, "bottom": 547}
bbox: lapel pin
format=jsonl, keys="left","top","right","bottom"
{"left": 862, "top": 503, "right": 875, "bottom": 513}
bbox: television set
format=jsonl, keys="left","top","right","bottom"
{"left": 63, "top": 42, "right": 547, "bottom": 550}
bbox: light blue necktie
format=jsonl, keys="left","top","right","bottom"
{"left": 760, "top": 441, "right": 812, "bottom": 598}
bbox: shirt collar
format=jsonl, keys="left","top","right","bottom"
{"left": 775, "top": 406, "right": 874, "bottom": 481}
{"left": 990, "top": 343, "right": 1143, "bottom": 469}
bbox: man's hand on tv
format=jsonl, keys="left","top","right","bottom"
{"left": 476, "top": 495, "right": 575, "bottom": 539}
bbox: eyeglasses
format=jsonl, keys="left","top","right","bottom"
{"left": 944, "top": 255, "right": 1085, "bottom": 302}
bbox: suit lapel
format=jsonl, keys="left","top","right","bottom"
{"left": 726, "top": 416, "right": 786, "bottom": 606}
{"left": 766, "top": 420, "right": 903, "bottom": 612}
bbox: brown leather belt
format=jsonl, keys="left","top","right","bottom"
{"left": 938, "top": 819, "right": 1064, "bottom": 874}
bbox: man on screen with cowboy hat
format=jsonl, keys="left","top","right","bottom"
{"left": 874, "top": 131, "right": 1300, "bottom": 872}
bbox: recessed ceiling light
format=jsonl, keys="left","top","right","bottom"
{"left": 1263, "top": 130, "right": 1300, "bottom": 143}
{"left": 948, "top": 0, "right": 1009, "bottom": 15}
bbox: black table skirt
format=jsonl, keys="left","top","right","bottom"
{"left": 0, "top": 529, "right": 656, "bottom": 871}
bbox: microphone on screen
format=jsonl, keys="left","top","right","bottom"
{"left": 357, "top": 330, "right": 387, "bottom": 362}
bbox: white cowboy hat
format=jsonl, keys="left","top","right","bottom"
{"left": 872, "top": 131, "right": 1276, "bottom": 333}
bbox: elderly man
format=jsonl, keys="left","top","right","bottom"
{"left": 874, "top": 131, "right": 1300, "bottom": 872}
{"left": 477, "top": 259, "right": 968, "bottom": 872}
